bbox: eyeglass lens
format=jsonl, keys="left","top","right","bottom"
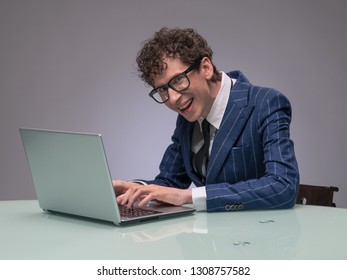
{"left": 153, "top": 74, "right": 190, "bottom": 103}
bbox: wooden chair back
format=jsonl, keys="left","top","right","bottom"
{"left": 296, "top": 184, "right": 339, "bottom": 207}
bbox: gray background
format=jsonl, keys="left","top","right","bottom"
{"left": 1, "top": 0, "right": 346, "bottom": 207}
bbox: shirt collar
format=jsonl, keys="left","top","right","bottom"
{"left": 199, "top": 71, "right": 233, "bottom": 130}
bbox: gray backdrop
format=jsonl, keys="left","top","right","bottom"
{"left": 1, "top": 0, "right": 346, "bottom": 207}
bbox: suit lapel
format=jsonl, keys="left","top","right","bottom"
{"left": 206, "top": 79, "right": 254, "bottom": 183}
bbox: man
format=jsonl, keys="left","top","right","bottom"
{"left": 113, "top": 27, "right": 299, "bottom": 212}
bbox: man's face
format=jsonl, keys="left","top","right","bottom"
{"left": 152, "top": 57, "right": 219, "bottom": 122}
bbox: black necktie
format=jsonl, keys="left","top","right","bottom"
{"left": 195, "top": 119, "right": 210, "bottom": 181}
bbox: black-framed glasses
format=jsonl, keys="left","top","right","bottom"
{"left": 148, "top": 59, "right": 201, "bottom": 104}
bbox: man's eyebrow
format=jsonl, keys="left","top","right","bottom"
{"left": 155, "top": 71, "right": 182, "bottom": 89}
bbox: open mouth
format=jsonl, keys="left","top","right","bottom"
{"left": 178, "top": 98, "right": 193, "bottom": 112}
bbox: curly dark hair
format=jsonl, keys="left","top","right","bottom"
{"left": 136, "top": 27, "right": 219, "bottom": 86}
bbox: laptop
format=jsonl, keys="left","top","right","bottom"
{"left": 19, "top": 128, "right": 195, "bottom": 225}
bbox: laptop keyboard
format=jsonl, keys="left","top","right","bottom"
{"left": 119, "top": 204, "right": 163, "bottom": 218}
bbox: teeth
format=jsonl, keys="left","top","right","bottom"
{"left": 179, "top": 99, "right": 193, "bottom": 110}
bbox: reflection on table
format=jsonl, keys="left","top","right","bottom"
{"left": 0, "top": 200, "right": 346, "bottom": 259}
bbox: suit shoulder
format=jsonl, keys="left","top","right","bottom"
{"left": 249, "top": 85, "right": 290, "bottom": 105}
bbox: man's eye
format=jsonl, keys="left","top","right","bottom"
{"left": 157, "top": 85, "right": 168, "bottom": 93}
{"left": 172, "top": 74, "right": 185, "bottom": 84}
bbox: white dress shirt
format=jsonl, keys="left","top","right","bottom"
{"left": 191, "top": 71, "right": 234, "bottom": 211}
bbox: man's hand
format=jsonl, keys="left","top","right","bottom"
{"left": 112, "top": 180, "right": 192, "bottom": 208}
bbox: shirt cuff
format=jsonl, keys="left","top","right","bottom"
{"left": 192, "top": 186, "right": 207, "bottom": 211}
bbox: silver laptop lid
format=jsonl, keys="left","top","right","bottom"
{"left": 20, "top": 128, "right": 121, "bottom": 225}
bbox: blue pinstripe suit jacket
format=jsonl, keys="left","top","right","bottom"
{"left": 146, "top": 71, "right": 299, "bottom": 212}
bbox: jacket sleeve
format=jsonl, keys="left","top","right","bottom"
{"left": 143, "top": 117, "right": 192, "bottom": 189}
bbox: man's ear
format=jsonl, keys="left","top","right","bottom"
{"left": 200, "top": 57, "right": 214, "bottom": 80}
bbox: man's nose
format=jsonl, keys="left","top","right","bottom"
{"left": 167, "top": 88, "right": 181, "bottom": 104}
